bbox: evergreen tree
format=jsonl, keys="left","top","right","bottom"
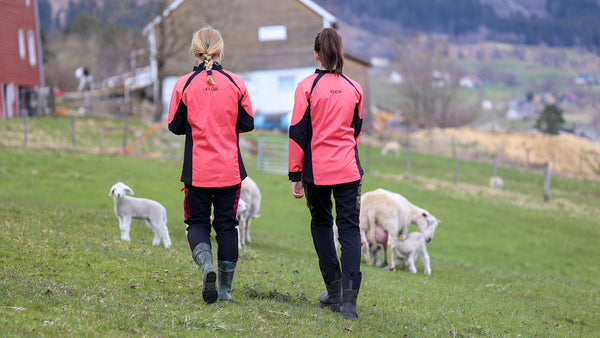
{"left": 536, "top": 104, "right": 565, "bottom": 135}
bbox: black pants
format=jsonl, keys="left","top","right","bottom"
{"left": 304, "top": 180, "right": 362, "bottom": 291}
{"left": 183, "top": 183, "right": 241, "bottom": 262}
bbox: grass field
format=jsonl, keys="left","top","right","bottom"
{"left": 1, "top": 116, "right": 599, "bottom": 336}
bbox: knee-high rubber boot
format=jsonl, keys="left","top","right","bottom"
{"left": 340, "top": 289, "right": 359, "bottom": 319}
{"left": 192, "top": 243, "right": 218, "bottom": 304}
{"left": 218, "top": 260, "right": 236, "bottom": 301}
{"left": 340, "top": 276, "right": 361, "bottom": 319}
{"left": 319, "top": 280, "right": 342, "bottom": 312}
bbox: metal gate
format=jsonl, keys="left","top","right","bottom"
{"left": 257, "top": 135, "right": 288, "bottom": 174}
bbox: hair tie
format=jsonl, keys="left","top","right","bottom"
{"left": 207, "top": 70, "right": 212, "bottom": 75}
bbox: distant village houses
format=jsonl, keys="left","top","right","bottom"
{"left": 0, "top": 0, "right": 44, "bottom": 118}
{"left": 142, "top": 0, "right": 371, "bottom": 127}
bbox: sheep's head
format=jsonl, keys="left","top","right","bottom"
{"left": 109, "top": 182, "right": 134, "bottom": 199}
{"left": 236, "top": 199, "right": 249, "bottom": 219}
{"left": 414, "top": 211, "right": 440, "bottom": 243}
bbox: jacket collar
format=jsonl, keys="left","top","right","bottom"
{"left": 194, "top": 62, "right": 223, "bottom": 72}
{"left": 314, "top": 68, "right": 337, "bottom": 74}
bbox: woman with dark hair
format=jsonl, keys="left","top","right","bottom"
{"left": 288, "top": 27, "right": 364, "bottom": 319}
{"left": 168, "top": 26, "right": 254, "bottom": 304}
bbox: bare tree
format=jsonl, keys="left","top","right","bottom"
{"left": 149, "top": 0, "right": 242, "bottom": 121}
{"left": 393, "top": 35, "right": 463, "bottom": 128}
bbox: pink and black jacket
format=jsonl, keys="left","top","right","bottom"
{"left": 168, "top": 63, "right": 254, "bottom": 188}
{"left": 288, "top": 69, "right": 364, "bottom": 185}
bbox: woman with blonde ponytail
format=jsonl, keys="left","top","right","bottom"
{"left": 288, "top": 27, "right": 364, "bottom": 319}
{"left": 168, "top": 26, "right": 254, "bottom": 304}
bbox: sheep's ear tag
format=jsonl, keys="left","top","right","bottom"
{"left": 399, "top": 235, "right": 406, "bottom": 240}
{"left": 422, "top": 212, "right": 427, "bottom": 217}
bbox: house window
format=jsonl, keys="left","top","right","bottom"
{"left": 278, "top": 76, "right": 295, "bottom": 90}
{"left": 18, "top": 29, "right": 26, "bottom": 60}
{"left": 26, "top": 0, "right": 31, "bottom": 6}
{"left": 258, "top": 25, "right": 287, "bottom": 42}
{"left": 27, "top": 30, "right": 36, "bottom": 66}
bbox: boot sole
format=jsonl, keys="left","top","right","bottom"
{"left": 202, "top": 270, "right": 218, "bottom": 304}
{"left": 319, "top": 302, "right": 341, "bottom": 312}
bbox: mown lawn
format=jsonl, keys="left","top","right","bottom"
{"left": 1, "top": 117, "right": 599, "bottom": 336}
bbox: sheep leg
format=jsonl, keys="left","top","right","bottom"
{"left": 373, "top": 246, "right": 382, "bottom": 267}
{"left": 238, "top": 219, "right": 246, "bottom": 247}
{"left": 236, "top": 225, "right": 242, "bottom": 249}
{"left": 421, "top": 247, "right": 431, "bottom": 275}
{"left": 380, "top": 245, "right": 388, "bottom": 267}
{"left": 161, "top": 230, "right": 172, "bottom": 249}
{"left": 119, "top": 216, "right": 131, "bottom": 242}
{"left": 146, "top": 220, "right": 162, "bottom": 246}
{"left": 360, "top": 230, "right": 373, "bottom": 266}
{"left": 386, "top": 233, "right": 395, "bottom": 271}
{"left": 245, "top": 218, "right": 252, "bottom": 245}
{"left": 406, "top": 251, "right": 418, "bottom": 274}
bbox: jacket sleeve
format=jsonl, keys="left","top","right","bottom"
{"left": 288, "top": 83, "right": 310, "bottom": 182}
{"left": 237, "top": 82, "right": 254, "bottom": 133}
{"left": 167, "top": 81, "right": 187, "bottom": 135}
{"left": 353, "top": 85, "right": 364, "bottom": 142}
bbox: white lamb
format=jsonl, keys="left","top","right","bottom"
{"left": 489, "top": 175, "right": 504, "bottom": 190}
{"left": 108, "top": 182, "right": 171, "bottom": 248}
{"left": 360, "top": 188, "right": 440, "bottom": 270}
{"left": 238, "top": 176, "right": 261, "bottom": 247}
{"left": 393, "top": 232, "right": 431, "bottom": 275}
{"left": 235, "top": 198, "right": 248, "bottom": 249}
{"left": 381, "top": 141, "right": 401, "bottom": 156}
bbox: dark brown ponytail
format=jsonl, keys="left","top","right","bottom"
{"left": 314, "top": 27, "right": 343, "bottom": 74}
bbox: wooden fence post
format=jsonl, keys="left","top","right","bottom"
{"left": 493, "top": 154, "right": 498, "bottom": 177}
{"left": 543, "top": 163, "right": 551, "bottom": 201}
{"left": 406, "top": 133, "right": 412, "bottom": 176}
{"left": 71, "top": 115, "right": 76, "bottom": 147}
{"left": 100, "top": 127, "right": 104, "bottom": 151}
{"left": 452, "top": 137, "right": 459, "bottom": 185}
{"left": 123, "top": 115, "right": 130, "bottom": 151}
{"left": 23, "top": 109, "right": 29, "bottom": 146}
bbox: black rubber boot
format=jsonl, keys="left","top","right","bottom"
{"left": 319, "top": 279, "right": 342, "bottom": 312}
{"left": 192, "top": 243, "right": 218, "bottom": 304}
{"left": 340, "top": 289, "right": 359, "bottom": 319}
{"left": 218, "top": 260, "right": 236, "bottom": 301}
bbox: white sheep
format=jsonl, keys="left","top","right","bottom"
{"left": 381, "top": 141, "right": 401, "bottom": 156}
{"left": 393, "top": 232, "right": 431, "bottom": 275}
{"left": 108, "top": 182, "right": 171, "bottom": 248}
{"left": 359, "top": 188, "right": 440, "bottom": 270}
{"left": 238, "top": 176, "right": 261, "bottom": 247}
{"left": 489, "top": 175, "right": 504, "bottom": 190}
{"left": 235, "top": 198, "right": 249, "bottom": 249}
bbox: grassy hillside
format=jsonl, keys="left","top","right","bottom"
{"left": 1, "top": 117, "right": 599, "bottom": 336}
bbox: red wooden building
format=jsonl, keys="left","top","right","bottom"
{"left": 0, "top": 0, "right": 44, "bottom": 118}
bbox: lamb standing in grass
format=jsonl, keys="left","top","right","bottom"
{"left": 393, "top": 232, "right": 431, "bottom": 275}
{"left": 235, "top": 198, "right": 248, "bottom": 249}
{"left": 109, "top": 182, "right": 171, "bottom": 248}
{"left": 238, "top": 176, "right": 261, "bottom": 247}
{"left": 489, "top": 175, "right": 504, "bottom": 190}
{"left": 359, "top": 188, "right": 439, "bottom": 270}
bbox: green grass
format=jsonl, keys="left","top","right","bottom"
{"left": 1, "top": 117, "right": 599, "bottom": 336}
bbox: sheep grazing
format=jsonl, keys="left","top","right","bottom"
{"left": 489, "top": 175, "right": 504, "bottom": 190}
{"left": 235, "top": 198, "right": 249, "bottom": 249}
{"left": 393, "top": 232, "right": 431, "bottom": 275}
{"left": 359, "top": 188, "right": 440, "bottom": 270}
{"left": 381, "top": 141, "right": 401, "bottom": 156}
{"left": 108, "top": 182, "right": 171, "bottom": 249}
{"left": 238, "top": 176, "right": 261, "bottom": 248}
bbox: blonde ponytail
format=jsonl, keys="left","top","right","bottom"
{"left": 190, "top": 26, "right": 224, "bottom": 85}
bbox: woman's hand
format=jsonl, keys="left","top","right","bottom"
{"left": 291, "top": 181, "right": 304, "bottom": 199}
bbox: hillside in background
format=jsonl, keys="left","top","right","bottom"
{"left": 38, "top": 0, "right": 600, "bottom": 139}
{"left": 318, "top": 0, "right": 600, "bottom": 54}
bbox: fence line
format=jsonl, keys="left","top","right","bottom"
{"left": 257, "top": 135, "right": 288, "bottom": 175}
